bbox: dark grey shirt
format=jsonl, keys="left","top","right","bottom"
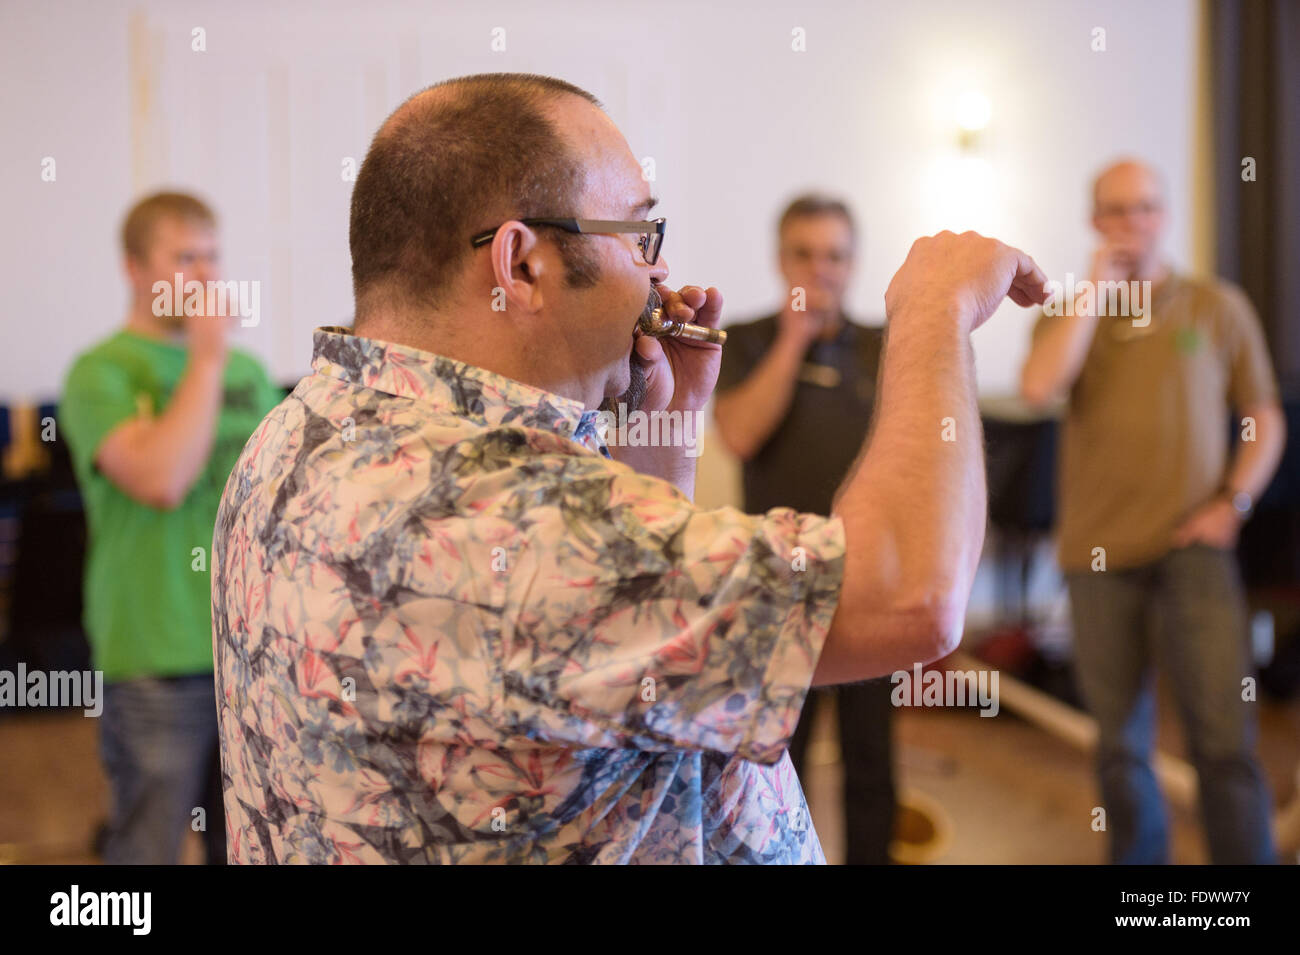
{"left": 715, "top": 314, "right": 883, "bottom": 516}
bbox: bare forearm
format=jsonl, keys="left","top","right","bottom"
{"left": 155, "top": 355, "right": 227, "bottom": 487}
{"left": 1020, "top": 308, "right": 1098, "bottom": 406}
{"left": 1226, "top": 404, "right": 1286, "bottom": 498}
{"left": 833, "top": 307, "right": 985, "bottom": 641}
{"left": 713, "top": 335, "right": 806, "bottom": 458}
{"left": 813, "top": 231, "right": 1049, "bottom": 686}
{"left": 102, "top": 354, "right": 227, "bottom": 507}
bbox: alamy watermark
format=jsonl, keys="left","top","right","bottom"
{"left": 890, "top": 662, "right": 999, "bottom": 717}
{"left": 1044, "top": 273, "right": 1152, "bottom": 327}
{"left": 50, "top": 885, "right": 150, "bottom": 934}
{"left": 0, "top": 664, "right": 103, "bottom": 716}
{"left": 152, "top": 272, "right": 260, "bottom": 327}
{"left": 595, "top": 403, "right": 703, "bottom": 457}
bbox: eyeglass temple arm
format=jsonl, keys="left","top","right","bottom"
{"left": 469, "top": 218, "right": 583, "bottom": 248}
{"left": 569, "top": 219, "right": 664, "bottom": 234}
{"left": 470, "top": 217, "right": 663, "bottom": 248}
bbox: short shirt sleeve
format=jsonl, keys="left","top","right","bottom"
{"left": 1029, "top": 308, "right": 1060, "bottom": 346}
{"left": 1217, "top": 283, "right": 1279, "bottom": 412}
{"left": 500, "top": 453, "right": 845, "bottom": 764}
{"left": 59, "top": 353, "right": 140, "bottom": 482}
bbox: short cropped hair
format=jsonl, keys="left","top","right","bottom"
{"left": 350, "top": 73, "right": 604, "bottom": 320}
{"left": 121, "top": 192, "right": 216, "bottom": 261}
{"left": 777, "top": 194, "right": 856, "bottom": 241}
{"left": 1090, "top": 158, "right": 1166, "bottom": 211}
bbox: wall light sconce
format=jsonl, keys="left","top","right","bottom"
{"left": 955, "top": 90, "right": 991, "bottom": 151}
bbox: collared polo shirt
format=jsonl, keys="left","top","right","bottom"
{"left": 1031, "top": 274, "right": 1278, "bottom": 572}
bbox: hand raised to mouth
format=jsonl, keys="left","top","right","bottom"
{"left": 628, "top": 284, "right": 725, "bottom": 415}
{"left": 638, "top": 286, "right": 728, "bottom": 344}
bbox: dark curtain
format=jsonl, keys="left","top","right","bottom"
{"left": 1211, "top": 0, "right": 1300, "bottom": 397}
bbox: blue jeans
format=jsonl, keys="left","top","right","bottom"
{"left": 1067, "top": 544, "right": 1276, "bottom": 864}
{"left": 98, "top": 673, "right": 226, "bottom": 864}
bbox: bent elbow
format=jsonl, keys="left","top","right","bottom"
{"left": 1018, "top": 372, "right": 1051, "bottom": 410}
{"left": 106, "top": 472, "right": 183, "bottom": 511}
{"left": 926, "top": 604, "right": 967, "bottom": 661}
{"left": 729, "top": 439, "right": 757, "bottom": 463}
{"left": 897, "top": 595, "right": 967, "bottom": 665}
{"left": 144, "top": 487, "right": 184, "bottom": 511}
{"left": 137, "top": 476, "right": 188, "bottom": 511}
{"left": 711, "top": 415, "right": 755, "bottom": 462}
{"left": 158, "top": 490, "right": 187, "bottom": 512}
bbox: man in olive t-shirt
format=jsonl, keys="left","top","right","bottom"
{"left": 1020, "top": 160, "right": 1284, "bottom": 864}
{"left": 59, "top": 193, "right": 282, "bottom": 864}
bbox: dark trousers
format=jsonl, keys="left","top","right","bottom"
{"left": 99, "top": 673, "right": 227, "bottom": 864}
{"left": 788, "top": 678, "right": 896, "bottom": 864}
{"left": 1066, "top": 544, "right": 1276, "bottom": 864}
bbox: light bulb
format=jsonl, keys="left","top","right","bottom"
{"left": 955, "top": 90, "right": 992, "bottom": 133}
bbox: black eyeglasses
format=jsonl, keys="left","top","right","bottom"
{"left": 470, "top": 217, "right": 667, "bottom": 266}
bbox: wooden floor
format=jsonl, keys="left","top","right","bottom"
{"left": 802, "top": 682, "right": 1300, "bottom": 864}
{"left": 1, "top": 682, "right": 1296, "bottom": 865}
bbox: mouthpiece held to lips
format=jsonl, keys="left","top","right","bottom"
{"left": 638, "top": 308, "right": 727, "bottom": 345}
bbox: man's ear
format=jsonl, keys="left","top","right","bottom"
{"left": 124, "top": 253, "right": 150, "bottom": 294}
{"left": 489, "top": 221, "right": 548, "bottom": 314}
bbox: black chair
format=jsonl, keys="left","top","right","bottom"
{"left": 984, "top": 412, "right": 1059, "bottom": 627}
{"left": 0, "top": 401, "right": 91, "bottom": 704}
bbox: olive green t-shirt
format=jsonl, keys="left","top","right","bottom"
{"left": 1032, "top": 274, "right": 1278, "bottom": 573}
{"left": 59, "top": 330, "right": 284, "bottom": 682}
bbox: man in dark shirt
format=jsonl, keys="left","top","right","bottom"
{"left": 713, "top": 195, "right": 893, "bottom": 864}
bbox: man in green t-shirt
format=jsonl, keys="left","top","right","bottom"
{"left": 1020, "top": 160, "right": 1284, "bottom": 864}
{"left": 60, "top": 192, "right": 283, "bottom": 864}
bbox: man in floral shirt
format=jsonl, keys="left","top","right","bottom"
{"left": 212, "top": 73, "right": 1048, "bottom": 863}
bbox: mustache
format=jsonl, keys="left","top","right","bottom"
{"left": 638, "top": 283, "right": 663, "bottom": 328}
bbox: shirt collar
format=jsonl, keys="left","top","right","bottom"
{"left": 803, "top": 313, "right": 855, "bottom": 350}
{"left": 310, "top": 326, "right": 607, "bottom": 454}
{"left": 1152, "top": 271, "right": 1181, "bottom": 303}
{"left": 828, "top": 313, "right": 854, "bottom": 345}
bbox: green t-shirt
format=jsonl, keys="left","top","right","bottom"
{"left": 59, "top": 329, "right": 284, "bottom": 682}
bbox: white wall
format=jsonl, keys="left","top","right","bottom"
{"left": 2, "top": 0, "right": 1199, "bottom": 403}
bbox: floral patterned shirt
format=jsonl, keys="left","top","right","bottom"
{"left": 212, "top": 326, "right": 846, "bottom": 864}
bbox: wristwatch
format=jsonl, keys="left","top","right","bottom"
{"left": 1223, "top": 486, "right": 1254, "bottom": 520}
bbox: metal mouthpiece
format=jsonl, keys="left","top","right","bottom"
{"left": 638, "top": 308, "right": 727, "bottom": 345}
